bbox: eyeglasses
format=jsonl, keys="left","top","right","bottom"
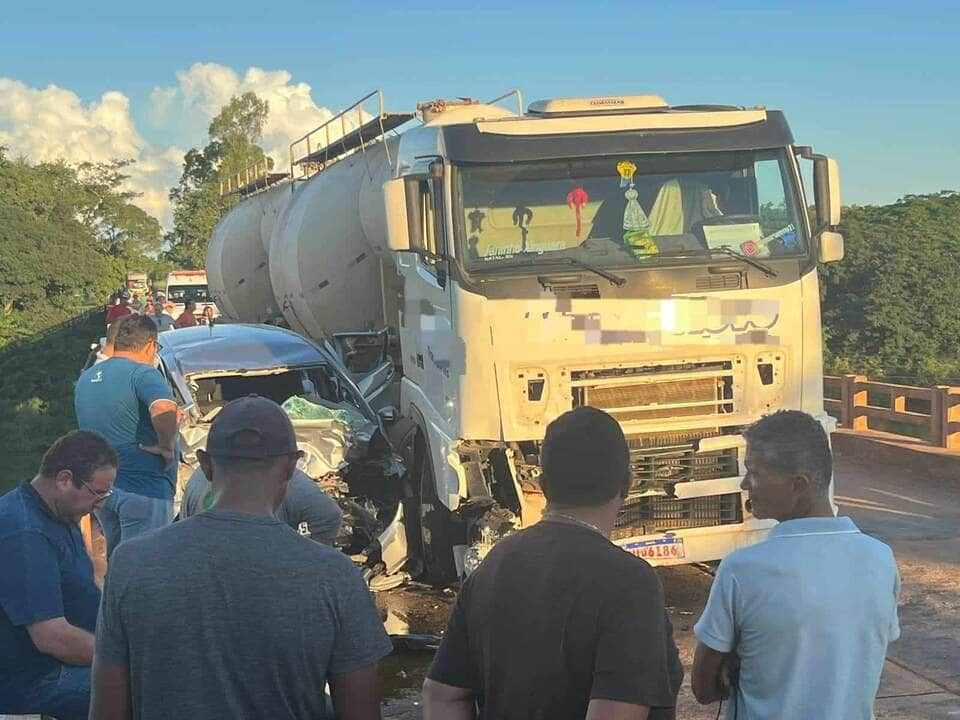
{"left": 80, "top": 479, "right": 113, "bottom": 501}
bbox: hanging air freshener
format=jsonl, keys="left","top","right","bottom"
{"left": 567, "top": 187, "right": 589, "bottom": 238}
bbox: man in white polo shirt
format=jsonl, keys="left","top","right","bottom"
{"left": 692, "top": 410, "right": 900, "bottom": 720}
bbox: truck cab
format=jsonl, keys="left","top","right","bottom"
{"left": 381, "top": 94, "right": 843, "bottom": 580}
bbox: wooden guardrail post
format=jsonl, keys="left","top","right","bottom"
{"left": 841, "top": 374, "right": 868, "bottom": 431}
{"left": 932, "top": 386, "right": 960, "bottom": 449}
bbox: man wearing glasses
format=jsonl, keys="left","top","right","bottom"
{"left": 75, "top": 314, "right": 181, "bottom": 557}
{"left": 0, "top": 430, "right": 117, "bottom": 720}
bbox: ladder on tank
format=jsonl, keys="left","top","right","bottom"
{"left": 288, "top": 90, "right": 414, "bottom": 181}
{"left": 219, "top": 158, "right": 289, "bottom": 197}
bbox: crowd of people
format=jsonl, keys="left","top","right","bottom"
{"left": 104, "top": 288, "right": 213, "bottom": 334}
{"left": 0, "top": 313, "right": 902, "bottom": 720}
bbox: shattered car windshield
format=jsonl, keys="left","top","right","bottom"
{"left": 189, "top": 365, "right": 352, "bottom": 422}
{"left": 454, "top": 148, "right": 807, "bottom": 272}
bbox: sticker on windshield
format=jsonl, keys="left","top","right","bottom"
{"left": 703, "top": 222, "right": 762, "bottom": 251}
{"left": 760, "top": 224, "right": 799, "bottom": 254}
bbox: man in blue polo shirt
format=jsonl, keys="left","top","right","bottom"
{"left": 75, "top": 314, "right": 180, "bottom": 556}
{"left": 692, "top": 410, "right": 900, "bottom": 720}
{"left": 0, "top": 430, "right": 117, "bottom": 719}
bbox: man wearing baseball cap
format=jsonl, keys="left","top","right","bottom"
{"left": 90, "top": 396, "right": 392, "bottom": 720}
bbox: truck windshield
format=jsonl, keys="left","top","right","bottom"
{"left": 454, "top": 149, "right": 806, "bottom": 273}
{"left": 167, "top": 285, "right": 211, "bottom": 303}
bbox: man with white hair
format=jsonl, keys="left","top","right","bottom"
{"left": 692, "top": 410, "right": 900, "bottom": 719}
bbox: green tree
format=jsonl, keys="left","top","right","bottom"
{"left": 0, "top": 148, "right": 173, "bottom": 491}
{"left": 0, "top": 153, "right": 125, "bottom": 325}
{"left": 77, "top": 159, "right": 163, "bottom": 259}
{"left": 820, "top": 191, "right": 960, "bottom": 384}
{"left": 166, "top": 92, "right": 270, "bottom": 268}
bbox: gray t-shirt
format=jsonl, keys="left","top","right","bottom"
{"left": 151, "top": 313, "right": 175, "bottom": 332}
{"left": 96, "top": 510, "right": 392, "bottom": 720}
{"left": 180, "top": 467, "right": 343, "bottom": 544}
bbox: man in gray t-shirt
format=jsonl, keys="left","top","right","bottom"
{"left": 180, "top": 465, "right": 343, "bottom": 544}
{"left": 90, "top": 396, "right": 391, "bottom": 720}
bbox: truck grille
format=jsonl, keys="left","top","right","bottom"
{"left": 612, "top": 493, "right": 743, "bottom": 539}
{"left": 572, "top": 361, "right": 735, "bottom": 422}
{"left": 628, "top": 443, "right": 738, "bottom": 494}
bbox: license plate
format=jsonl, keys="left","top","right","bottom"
{"left": 620, "top": 536, "right": 685, "bottom": 561}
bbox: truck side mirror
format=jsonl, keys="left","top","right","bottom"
{"left": 796, "top": 147, "right": 843, "bottom": 263}
{"left": 384, "top": 178, "right": 412, "bottom": 252}
{"left": 814, "top": 156, "right": 841, "bottom": 228}
{"left": 383, "top": 177, "right": 426, "bottom": 253}
{"left": 818, "top": 230, "right": 844, "bottom": 263}
{"left": 796, "top": 147, "right": 841, "bottom": 229}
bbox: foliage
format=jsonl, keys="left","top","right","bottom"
{"left": 0, "top": 146, "right": 167, "bottom": 491}
{"left": 0, "top": 150, "right": 160, "bottom": 337}
{"left": 821, "top": 190, "right": 960, "bottom": 385}
{"left": 0, "top": 310, "right": 102, "bottom": 492}
{"left": 165, "top": 92, "right": 270, "bottom": 268}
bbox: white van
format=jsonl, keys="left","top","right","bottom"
{"left": 165, "top": 271, "right": 218, "bottom": 322}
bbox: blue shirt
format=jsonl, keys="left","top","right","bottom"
{"left": 694, "top": 516, "right": 900, "bottom": 720}
{"left": 75, "top": 357, "right": 176, "bottom": 499}
{"left": 0, "top": 481, "right": 101, "bottom": 695}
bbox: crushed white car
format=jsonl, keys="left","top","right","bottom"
{"left": 156, "top": 323, "right": 412, "bottom": 588}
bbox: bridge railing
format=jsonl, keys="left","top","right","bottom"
{"left": 824, "top": 375, "right": 960, "bottom": 449}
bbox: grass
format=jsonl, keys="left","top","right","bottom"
{"left": 0, "top": 308, "right": 103, "bottom": 492}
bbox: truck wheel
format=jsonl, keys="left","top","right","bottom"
{"left": 414, "top": 433, "right": 462, "bottom": 587}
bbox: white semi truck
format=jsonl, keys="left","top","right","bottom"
{"left": 208, "top": 90, "right": 844, "bottom": 583}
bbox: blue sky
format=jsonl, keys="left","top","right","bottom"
{"left": 1, "top": 0, "right": 957, "bottom": 219}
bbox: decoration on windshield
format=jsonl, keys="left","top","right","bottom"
{"left": 467, "top": 236, "right": 480, "bottom": 259}
{"left": 740, "top": 240, "right": 759, "bottom": 256}
{"left": 468, "top": 208, "right": 486, "bottom": 234}
{"left": 512, "top": 206, "right": 533, "bottom": 251}
{"left": 566, "top": 187, "right": 589, "bottom": 238}
{"left": 620, "top": 165, "right": 657, "bottom": 257}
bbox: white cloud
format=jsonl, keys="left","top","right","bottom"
{"left": 0, "top": 78, "right": 183, "bottom": 228}
{"left": 1, "top": 64, "right": 350, "bottom": 230}
{"left": 151, "top": 63, "right": 360, "bottom": 173}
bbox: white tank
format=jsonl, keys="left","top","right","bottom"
{"left": 267, "top": 138, "right": 399, "bottom": 337}
{"left": 207, "top": 185, "right": 290, "bottom": 323}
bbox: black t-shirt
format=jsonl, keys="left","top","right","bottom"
{"left": 428, "top": 520, "right": 684, "bottom": 719}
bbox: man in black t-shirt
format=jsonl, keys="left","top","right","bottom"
{"left": 424, "top": 406, "right": 683, "bottom": 720}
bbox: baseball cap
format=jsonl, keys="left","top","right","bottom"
{"left": 205, "top": 395, "right": 299, "bottom": 459}
{"left": 120, "top": 290, "right": 131, "bottom": 300}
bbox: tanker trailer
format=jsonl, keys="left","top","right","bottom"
{"left": 207, "top": 182, "right": 290, "bottom": 323}
{"left": 267, "top": 136, "right": 401, "bottom": 338}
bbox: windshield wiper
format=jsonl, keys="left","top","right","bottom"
{"left": 707, "top": 246, "right": 778, "bottom": 278}
{"left": 490, "top": 254, "right": 627, "bottom": 287}
{"left": 557, "top": 257, "right": 627, "bottom": 287}
{"left": 647, "top": 247, "right": 778, "bottom": 278}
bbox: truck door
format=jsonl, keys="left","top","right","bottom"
{"left": 397, "top": 167, "right": 456, "bottom": 430}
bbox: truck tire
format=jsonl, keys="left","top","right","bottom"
{"left": 413, "top": 432, "right": 462, "bottom": 587}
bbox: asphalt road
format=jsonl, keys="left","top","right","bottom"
{"left": 376, "top": 453, "right": 960, "bottom": 718}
